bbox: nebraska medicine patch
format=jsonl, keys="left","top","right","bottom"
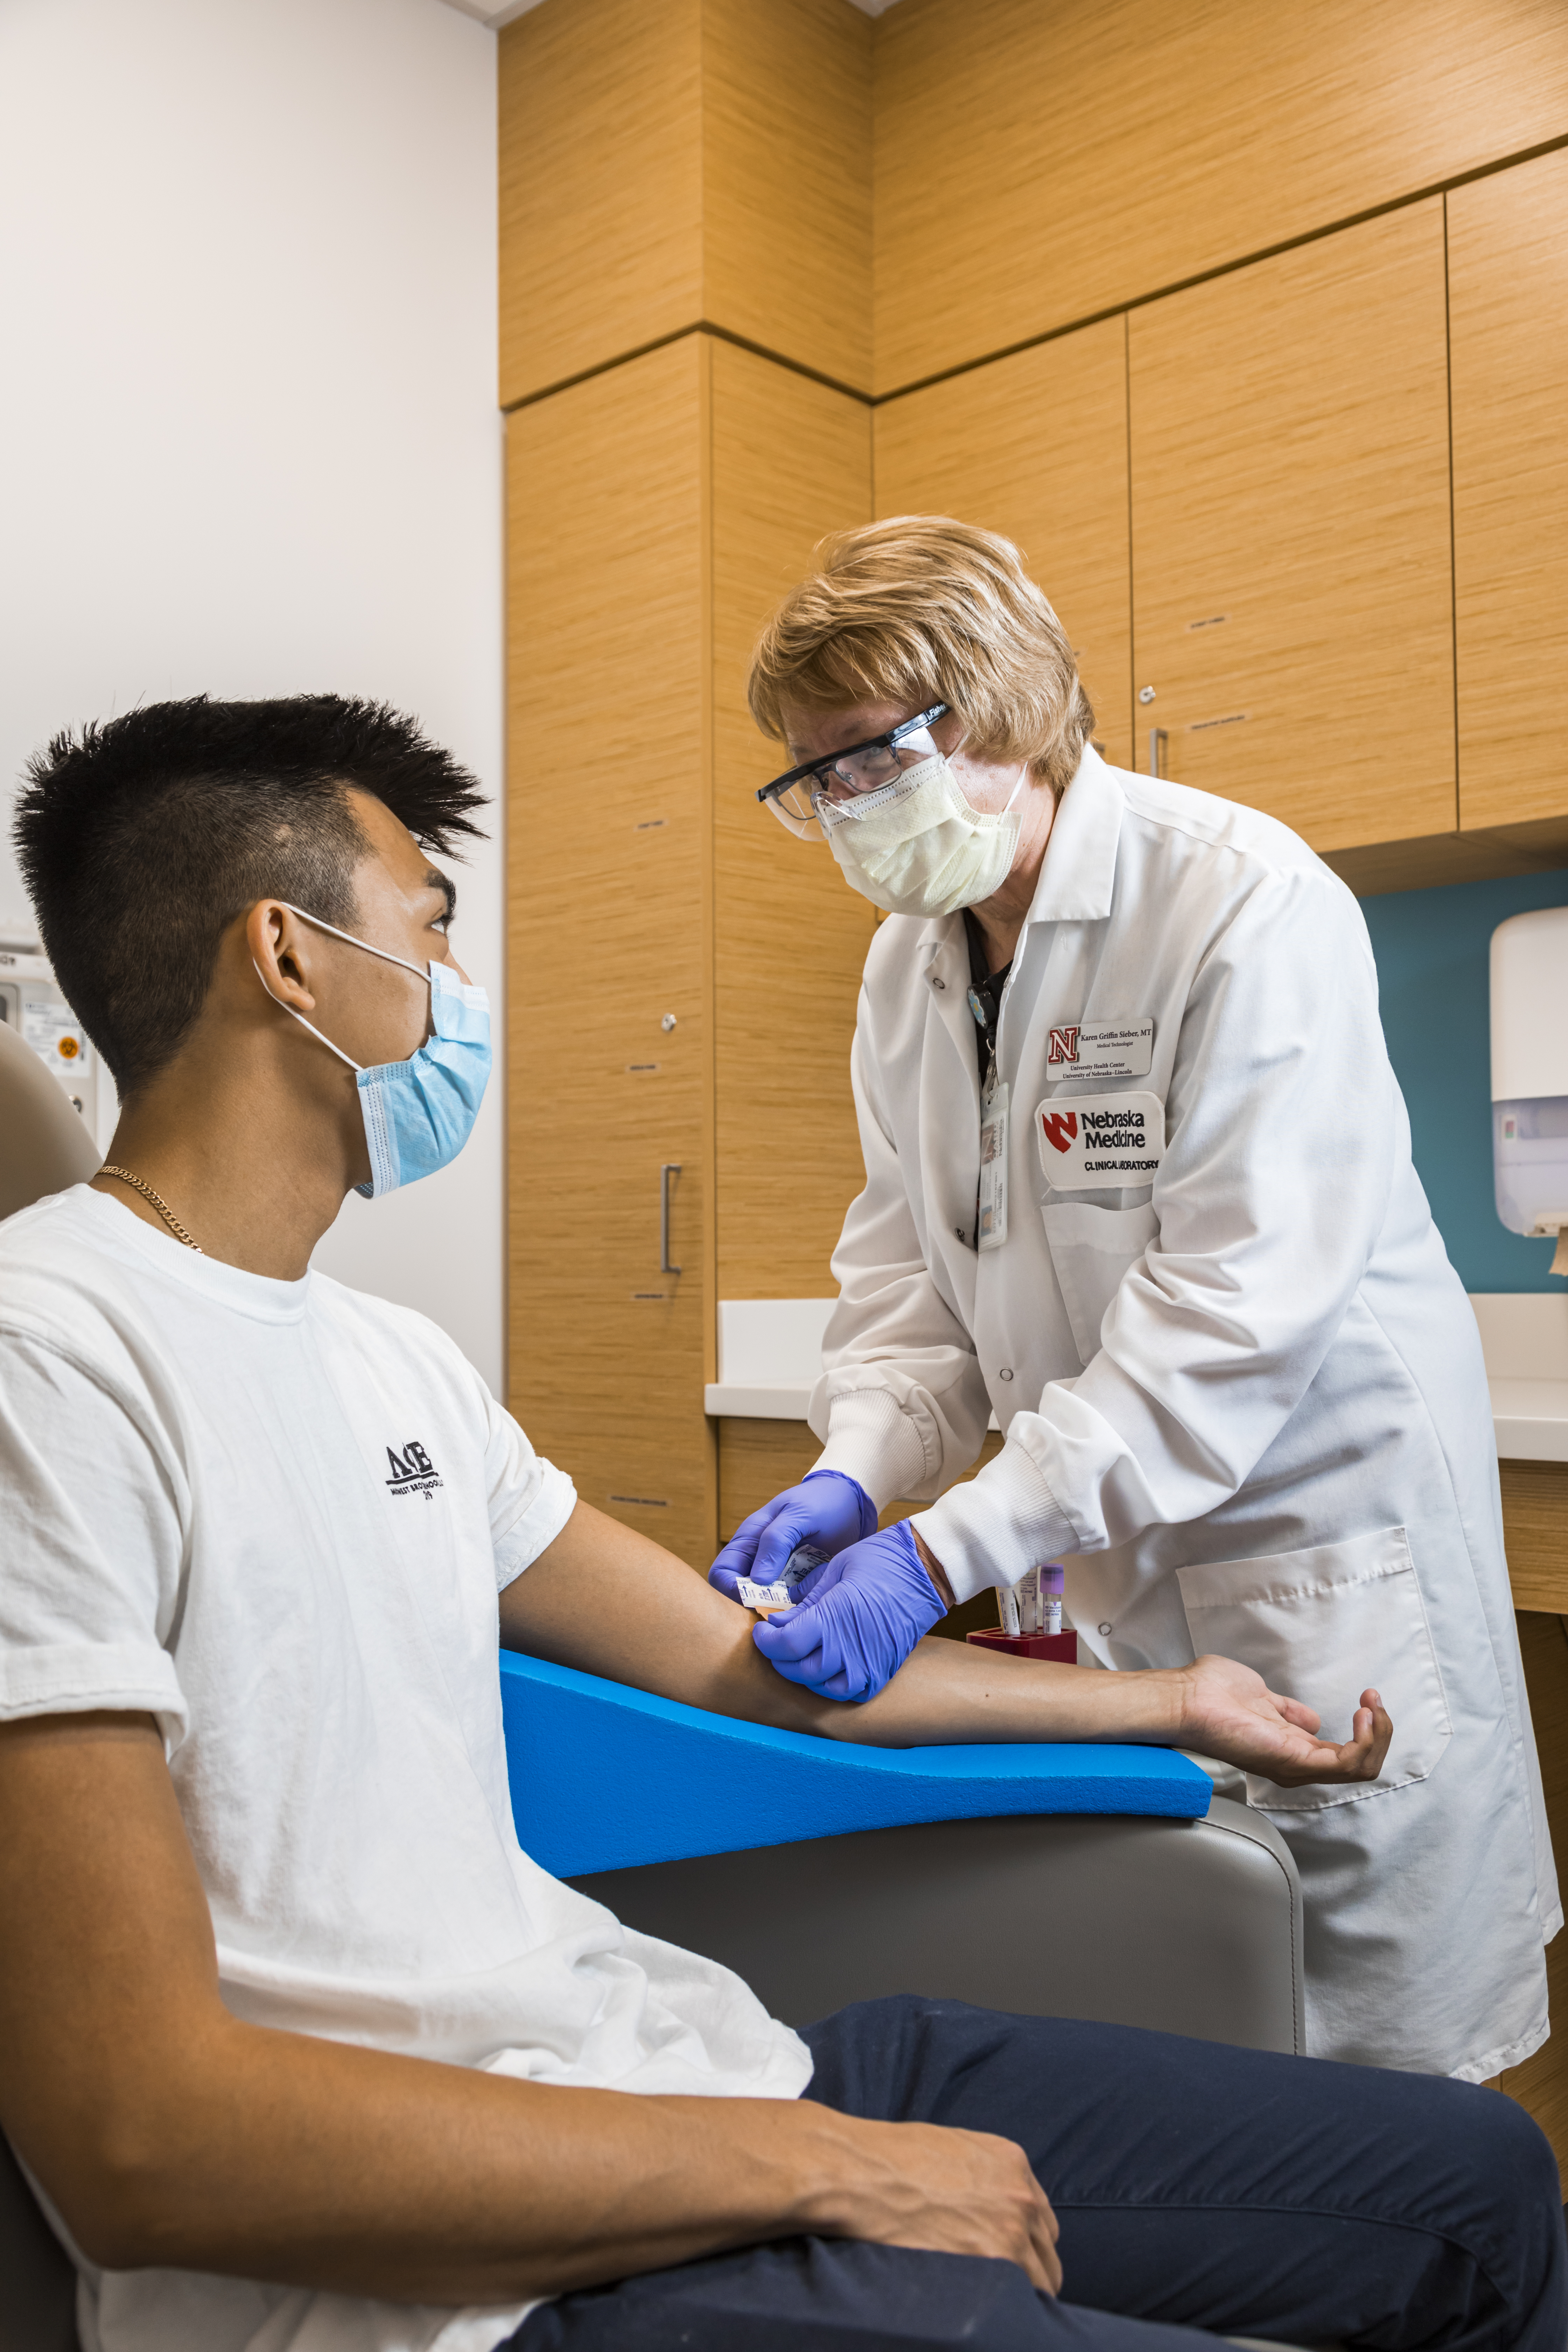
{"left": 1035, "top": 1090, "right": 1165, "bottom": 1190}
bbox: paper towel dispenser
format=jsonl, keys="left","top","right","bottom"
{"left": 1491, "top": 906, "right": 1568, "bottom": 1250}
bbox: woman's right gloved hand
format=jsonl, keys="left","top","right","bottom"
{"left": 708, "top": 1469, "right": 877, "bottom": 1602}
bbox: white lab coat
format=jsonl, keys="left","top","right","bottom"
{"left": 810, "top": 745, "right": 1557, "bottom": 2078}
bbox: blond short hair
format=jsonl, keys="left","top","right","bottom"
{"left": 748, "top": 516, "right": 1094, "bottom": 794}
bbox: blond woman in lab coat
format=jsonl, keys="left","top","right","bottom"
{"left": 711, "top": 516, "right": 1555, "bottom": 2078}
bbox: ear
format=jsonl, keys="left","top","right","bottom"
{"left": 246, "top": 902, "right": 323, "bottom": 1015}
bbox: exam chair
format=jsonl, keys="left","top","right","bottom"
{"left": 503, "top": 1653, "right": 1305, "bottom": 2052}
{"left": 1, "top": 1015, "right": 99, "bottom": 2346}
{"left": 0, "top": 1014, "right": 99, "bottom": 1220}
{"left": 0, "top": 1029, "right": 1311, "bottom": 2351}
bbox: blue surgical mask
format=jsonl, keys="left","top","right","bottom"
{"left": 254, "top": 903, "right": 492, "bottom": 1199}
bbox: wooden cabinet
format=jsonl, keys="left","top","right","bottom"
{"left": 507, "top": 337, "right": 870, "bottom": 1570}
{"left": 1127, "top": 204, "right": 1456, "bottom": 869}
{"left": 499, "top": 0, "right": 872, "bottom": 407}
{"left": 874, "top": 320, "right": 1134, "bottom": 773}
{"left": 711, "top": 341, "right": 875, "bottom": 1303}
{"left": 507, "top": 341, "right": 713, "bottom": 1567}
{"left": 1451, "top": 151, "right": 1568, "bottom": 851}
{"left": 874, "top": 0, "right": 1568, "bottom": 397}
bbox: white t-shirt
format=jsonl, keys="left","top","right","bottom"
{"left": 0, "top": 1186, "right": 812, "bottom": 2352}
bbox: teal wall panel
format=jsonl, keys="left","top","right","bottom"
{"left": 1361, "top": 867, "right": 1568, "bottom": 1293}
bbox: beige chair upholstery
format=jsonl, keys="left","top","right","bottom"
{"left": 1, "top": 1016, "right": 98, "bottom": 2345}
{"left": 0, "top": 1014, "right": 99, "bottom": 1219}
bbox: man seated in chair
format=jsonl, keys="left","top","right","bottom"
{"left": 0, "top": 695, "right": 1559, "bottom": 2352}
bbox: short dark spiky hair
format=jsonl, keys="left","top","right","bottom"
{"left": 13, "top": 693, "right": 487, "bottom": 1096}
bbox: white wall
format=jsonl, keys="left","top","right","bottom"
{"left": 0, "top": 0, "right": 506, "bottom": 1391}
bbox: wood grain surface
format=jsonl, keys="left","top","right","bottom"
{"left": 1451, "top": 151, "right": 1568, "bottom": 836}
{"left": 1492, "top": 1609, "right": 1568, "bottom": 2193}
{"left": 1322, "top": 821, "right": 1568, "bottom": 899}
{"left": 499, "top": 0, "right": 702, "bottom": 407}
{"left": 873, "top": 0, "right": 1568, "bottom": 395}
{"left": 874, "top": 320, "right": 1134, "bottom": 773}
{"left": 703, "top": 0, "right": 873, "bottom": 393}
{"left": 710, "top": 339, "right": 874, "bottom": 1299}
{"left": 1128, "top": 204, "right": 1455, "bottom": 854}
{"left": 506, "top": 340, "right": 715, "bottom": 1567}
{"left": 1502, "top": 1460, "right": 1568, "bottom": 1614}
{"left": 500, "top": 0, "right": 874, "bottom": 407}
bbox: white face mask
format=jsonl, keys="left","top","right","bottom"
{"left": 820, "top": 751, "right": 1028, "bottom": 918}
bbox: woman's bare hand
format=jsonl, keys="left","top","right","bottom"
{"left": 1170, "top": 1654, "right": 1392, "bottom": 1788}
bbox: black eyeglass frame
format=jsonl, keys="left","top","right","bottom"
{"left": 754, "top": 704, "right": 950, "bottom": 807}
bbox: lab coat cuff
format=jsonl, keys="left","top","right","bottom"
{"left": 910, "top": 1443, "right": 1078, "bottom": 1607}
{"left": 811, "top": 1387, "right": 928, "bottom": 1514}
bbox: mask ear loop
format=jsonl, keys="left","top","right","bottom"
{"left": 277, "top": 900, "right": 431, "bottom": 982}
{"left": 251, "top": 902, "right": 434, "bottom": 1073}
{"left": 1000, "top": 759, "right": 1033, "bottom": 816}
{"left": 253, "top": 959, "right": 366, "bottom": 1073}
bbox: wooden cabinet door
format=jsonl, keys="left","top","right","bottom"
{"left": 1451, "top": 152, "right": 1568, "bottom": 839}
{"left": 1127, "top": 202, "right": 1454, "bottom": 859}
{"left": 874, "top": 0, "right": 1568, "bottom": 398}
{"left": 711, "top": 340, "right": 874, "bottom": 1303}
{"left": 874, "top": 319, "right": 1133, "bottom": 772}
{"left": 506, "top": 339, "right": 713, "bottom": 1567}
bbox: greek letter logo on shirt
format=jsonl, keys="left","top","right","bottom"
{"left": 385, "top": 1441, "right": 444, "bottom": 1500}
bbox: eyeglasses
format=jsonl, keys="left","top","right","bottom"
{"left": 756, "top": 705, "right": 949, "bottom": 839}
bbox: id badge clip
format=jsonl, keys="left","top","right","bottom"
{"left": 978, "top": 1077, "right": 1009, "bottom": 1251}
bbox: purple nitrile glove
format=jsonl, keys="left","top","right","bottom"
{"left": 708, "top": 1470, "right": 876, "bottom": 1603}
{"left": 751, "top": 1517, "right": 946, "bottom": 1702}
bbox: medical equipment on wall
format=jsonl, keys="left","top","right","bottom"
{"left": 0, "top": 943, "right": 113, "bottom": 1148}
{"left": 1490, "top": 907, "right": 1568, "bottom": 1269}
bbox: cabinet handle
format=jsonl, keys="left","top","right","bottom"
{"left": 660, "top": 1163, "right": 682, "bottom": 1275}
{"left": 1148, "top": 727, "right": 1168, "bottom": 779}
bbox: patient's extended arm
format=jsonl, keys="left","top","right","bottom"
{"left": 502, "top": 1500, "right": 1392, "bottom": 1792}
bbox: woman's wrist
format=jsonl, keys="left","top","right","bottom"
{"left": 909, "top": 1525, "right": 955, "bottom": 1609}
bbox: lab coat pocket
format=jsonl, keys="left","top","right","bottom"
{"left": 1176, "top": 1527, "right": 1451, "bottom": 1814}
{"left": 1040, "top": 1201, "right": 1159, "bottom": 1365}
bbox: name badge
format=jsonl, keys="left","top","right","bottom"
{"left": 1035, "top": 1090, "right": 1165, "bottom": 1189}
{"left": 978, "top": 1079, "right": 1009, "bottom": 1251}
{"left": 1045, "top": 1017, "right": 1154, "bottom": 1081}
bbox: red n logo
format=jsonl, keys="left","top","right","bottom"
{"left": 1048, "top": 1026, "right": 1080, "bottom": 1064}
{"left": 1040, "top": 1110, "right": 1078, "bottom": 1154}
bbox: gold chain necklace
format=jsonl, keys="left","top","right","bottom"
{"left": 97, "top": 1166, "right": 204, "bottom": 1254}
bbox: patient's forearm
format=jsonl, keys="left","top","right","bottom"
{"left": 76, "top": 2014, "right": 895, "bottom": 2296}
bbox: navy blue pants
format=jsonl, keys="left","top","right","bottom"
{"left": 512, "top": 1997, "right": 1565, "bottom": 2352}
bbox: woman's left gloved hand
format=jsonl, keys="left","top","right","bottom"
{"left": 751, "top": 1518, "right": 947, "bottom": 1702}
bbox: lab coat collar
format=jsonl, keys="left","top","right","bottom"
{"left": 1024, "top": 743, "right": 1124, "bottom": 926}
{"left": 912, "top": 744, "right": 1125, "bottom": 968}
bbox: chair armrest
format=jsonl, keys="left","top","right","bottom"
{"left": 499, "top": 1651, "right": 1211, "bottom": 1878}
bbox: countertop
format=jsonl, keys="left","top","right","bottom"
{"left": 706, "top": 1294, "right": 1568, "bottom": 1464}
